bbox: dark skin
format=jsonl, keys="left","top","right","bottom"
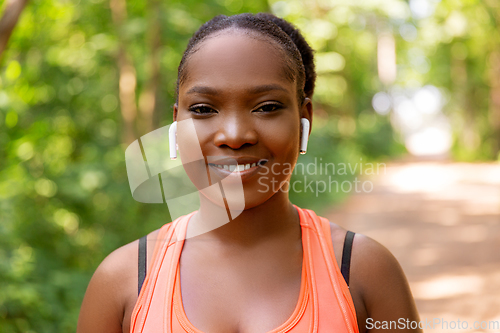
{"left": 77, "top": 30, "right": 422, "bottom": 333}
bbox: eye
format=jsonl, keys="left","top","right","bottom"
{"left": 254, "top": 103, "right": 283, "bottom": 113}
{"left": 188, "top": 105, "right": 217, "bottom": 115}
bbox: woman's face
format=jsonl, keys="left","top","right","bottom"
{"left": 175, "top": 30, "right": 311, "bottom": 210}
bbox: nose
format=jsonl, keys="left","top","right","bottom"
{"left": 213, "top": 115, "right": 258, "bottom": 150}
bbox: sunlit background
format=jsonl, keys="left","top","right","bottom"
{"left": 0, "top": 0, "right": 499, "bottom": 331}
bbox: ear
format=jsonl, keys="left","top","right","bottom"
{"left": 301, "top": 98, "right": 313, "bottom": 135}
{"left": 173, "top": 103, "right": 178, "bottom": 122}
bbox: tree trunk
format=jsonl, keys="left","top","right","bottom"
{"left": 139, "top": 0, "right": 161, "bottom": 134}
{"left": 0, "top": 0, "right": 29, "bottom": 60}
{"left": 110, "top": 0, "right": 138, "bottom": 145}
{"left": 489, "top": 51, "right": 500, "bottom": 157}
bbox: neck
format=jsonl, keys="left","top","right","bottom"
{"left": 187, "top": 191, "right": 301, "bottom": 248}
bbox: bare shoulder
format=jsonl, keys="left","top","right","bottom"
{"left": 77, "top": 229, "right": 161, "bottom": 333}
{"left": 328, "top": 221, "right": 421, "bottom": 332}
{"left": 76, "top": 238, "right": 140, "bottom": 333}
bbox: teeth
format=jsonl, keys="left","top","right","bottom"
{"left": 212, "top": 163, "right": 259, "bottom": 171}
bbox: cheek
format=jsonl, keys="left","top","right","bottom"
{"left": 176, "top": 119, "right": 211, "bottom": 190}
{"left": 260, "top": 117, "right": 300, "bottom": 160}
{"left": 255, "top": 116, "right": 300, "bottom": 194}
{"left": 177, "top": 119, "right": 205, "bottom": 163}
{"left": 176, "top": 110, "right": 216, "bottom": 156}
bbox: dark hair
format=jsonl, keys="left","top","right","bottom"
{"left": 175, "top": 13, "right": 316, "bottom": 104}
{"left": 255, "top": 13, "right": 316, "bottom": 99}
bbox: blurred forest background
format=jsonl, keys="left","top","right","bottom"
{"left": 1, "top": 0, "right": 499, "bottom": 331}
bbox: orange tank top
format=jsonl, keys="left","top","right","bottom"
{"left": 130, "top": 206, "right": 359, "bottom": 333}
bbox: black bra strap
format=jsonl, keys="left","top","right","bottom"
{"left": 138, "top": 235, "right": 147, "bottom": 295}
{"left": 341, "top": 231, "right": 355, "bottom": 287}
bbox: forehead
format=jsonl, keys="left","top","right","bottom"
{"left": 179, "top": 31, "right": 296, "bottom": 98}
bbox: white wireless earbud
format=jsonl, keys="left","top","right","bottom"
{"left": 300, "top": 118, "right": 310, "bottom": 155}
{"left": 169, "top": 121, "right": 178, "bottom": 160}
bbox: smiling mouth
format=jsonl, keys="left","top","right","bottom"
{"left": 208, "top": 159, "right": 268, "bottom": 172}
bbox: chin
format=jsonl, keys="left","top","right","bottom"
{"left": 240, "top": 177, "right": 290, "bottom": 210}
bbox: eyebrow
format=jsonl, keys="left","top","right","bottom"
{"left": 248, "top": 84, "right": 288, "bottom": 94}
{"left": 186, "top": 86, "right": 220, "bottom": 95}
{"left": 186, "top": 84, "right": 289, "bottom": 95}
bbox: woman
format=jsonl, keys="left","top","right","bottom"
{"left": 77, "top": 13, "right": 422, "bottom": 333}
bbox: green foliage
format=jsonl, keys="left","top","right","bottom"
{"left": 0, "top": 0, "right": 268, "bottom": 331}
{"left": 407, "top": 0, "right": 500, "bottom": 161}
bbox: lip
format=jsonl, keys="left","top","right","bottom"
{"left": 207, "top": 156, "right": 268, "bottom": 166}
{"left": 207, "top": 157, "right": 268, "bottom": 182}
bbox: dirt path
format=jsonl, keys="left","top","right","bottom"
{"left": 326, "top": 160, "right": 500, "bottom": 332}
